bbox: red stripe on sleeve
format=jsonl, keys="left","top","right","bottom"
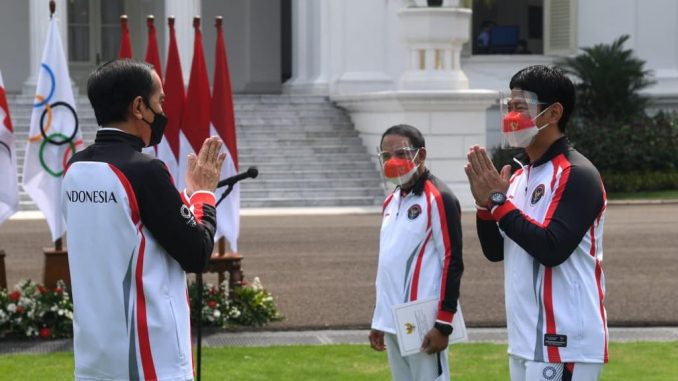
{"left": 491, "top": 200, "right": 516, "bottom": 221}
{"left": 409, "top": 188, "right": 433, "bottom": 301}
{"left": 135, "top": 228, "right": 157, "bottom": 380}
{"left": 189, "top": 191, "right": 216, "bottom": 224}
{"left": 409, "top": 231, "right": 432, "bottom": 301}
{"left": 383, "top": 193, "right": 394, "bottom": 213}
{"left": 596, "top": 260, "right": 609, "bottom": 363}
{"left": 476, "top": 209, "right": 494, "bottom": 221}
{"left": 426, "top": 182, "right": 456, "bottom": 323}
{"left": 108, "top": 164, "right": 140, "bottom": 225}
{"left": 544, "top": 155, "right": 571, "bottom": 227}
{"left": 543, "top": 267, "right": 562, "bottom": 363}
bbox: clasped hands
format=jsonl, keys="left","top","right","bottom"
{"left": 464, "top": 145, "right": 511, "bottom": 207}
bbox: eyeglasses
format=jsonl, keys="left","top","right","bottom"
{"left": 377, "top": 147, "right": 419, "bottom": 161}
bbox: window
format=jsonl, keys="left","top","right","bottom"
{"left": 471, "top": 0, "right": 545, "bottom": 55}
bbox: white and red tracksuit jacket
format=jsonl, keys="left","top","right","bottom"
{"left": 477, "top": 137, "right": 608, "bottom": 364}
{"left": 62, "top": 128, "right": 217, "bottom": 381}
{"left": 372, "top": 171, "right": 464, "bottom": 334}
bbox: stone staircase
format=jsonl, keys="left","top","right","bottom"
{"left": 8, "top": 93, "right": 386, "bottom": 210}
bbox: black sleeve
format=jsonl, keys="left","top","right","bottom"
{"left": 131, "top": 160, "right": 216, "bottom": 273}
{"left": 434, "top": 188, "right": 464, "bottom": 320}
{"left": 496, "top": 164, "right": 604, "bottom": 267}
{"left": 476, "top": 215, "right": 504, "bottom": 262}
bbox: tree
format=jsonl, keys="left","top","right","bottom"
{"left": 557, "top": 35, "right": 655, "bottom": 122}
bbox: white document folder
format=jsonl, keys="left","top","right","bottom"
{"left": 391, "top": 297, "right": 468, "bottom": 356}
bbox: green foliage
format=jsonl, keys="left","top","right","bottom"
{"left": 0, "top": 280, "right": 73, "bottom": 339}
{"left": 598, "top": 171, "right": 678, "bottom": 193}
{"left": 557, "top": 35, "right": 655, "bottom": 122}
{"left": 568, "top": 112, "right": 678, "bottom": 173}
{"left": 188, "top": 277, "right": 282, "bottom": 329}
{"left": 567, "top": 112, "right": 678, "bottom": 192}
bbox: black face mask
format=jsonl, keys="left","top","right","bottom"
{"left": 141, "top": 100, "right": 168, "bottom": 147}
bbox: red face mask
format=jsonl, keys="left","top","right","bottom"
{"left": 382, "top": 149, "right": 420, "bottom": 186}
{"left": 502, "top": 111, "right": 534, "bottom": 133}
{"left": 383, "top": 158, "right": 417, "bottom": 179}
{"left": 501, "top": 108, "right": 549, "bottom": 148}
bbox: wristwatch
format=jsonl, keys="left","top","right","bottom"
{"left": 488, "top": 191, "right": 507, "bottom": 209}
{"left": 434, "top": 322, "right": 453, "bottom": 337}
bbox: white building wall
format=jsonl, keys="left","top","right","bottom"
{"left": 578, "top": 0, "right": 678, "bottom": 96}
{"left": 0, "top": 1, "right": 30, "bottom": 93}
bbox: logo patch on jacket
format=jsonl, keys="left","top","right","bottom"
{"left": 407, "top": 204, "right": 421, "bottom": 220}
{"left": 180, "top": 204, "right": 197, "bottom": 227}
{"left": 531, "top": 184, "right": 545, "bottom": 205}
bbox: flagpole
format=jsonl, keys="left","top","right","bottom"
{"left": 194, "top": 18, "right": 204, "bottom": 381}
{"left": 38, "top": 0, "right": 71, "bottom": 290}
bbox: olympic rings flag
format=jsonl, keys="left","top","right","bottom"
{"left": 0, "top": 70, "right": 19, "bottom": 225}
{"left": 22, "top": 15, "right": 82, "bottom": 241}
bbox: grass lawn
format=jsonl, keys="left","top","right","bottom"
{"left": 608, "top": 189, "right": 678, "bottom": 200}
{"left": 1, "top": 341, "right": 677, "bottom": 380}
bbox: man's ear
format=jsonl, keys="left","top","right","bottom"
{"left": 417, "top": 147, "right": 427, "bottom": 163}
{"left": 130, "top": 96, "right": 145, "bottom": 120}
{"left": 547, "top": 102, "right": 564, "bottom": 126}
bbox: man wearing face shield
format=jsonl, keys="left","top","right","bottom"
{"left": 369, "top": 124, "right": 464, "bottom": 381}
{"left": 465, "top": 65, "right": 607, "bottom": 381}
{"left": 62, "top": 59, "right": 225, "bottom": 381}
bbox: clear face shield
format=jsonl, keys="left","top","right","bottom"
{"left": 499, "top": 89, "right": 551, "bottom": 148}
{"left": 376, "top": 144, "right": 421, "bottom": 190}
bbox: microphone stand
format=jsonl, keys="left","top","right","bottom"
{"left": 216, "top": 184, "right": 235, "bottom": 207}
{"left": 196, "top": 174, "right": 253, "bottom": 381}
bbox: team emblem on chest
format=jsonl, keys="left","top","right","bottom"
{"left": 407, "top": 204, "right": 422, "bottom": 220}
{"left": 530, "top": 184, "right": 545, "bottom": 205}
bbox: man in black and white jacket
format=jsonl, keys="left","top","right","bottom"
{"left": 62, "top": 59, "right": 225, "bottom": 381}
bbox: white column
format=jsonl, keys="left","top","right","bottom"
{"left": 165, "top": 0, "right": 200, "bottom": 85}
{"left": 283, "top": 0, "right": 330, "bottom": 94}
{"left": 330, "top": 0, "right": 394, "bottom": 95}
{"left": 24, "top": 0, "right": 68, "bottom": 94}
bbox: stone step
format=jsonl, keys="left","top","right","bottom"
{"left": 245, "top": 169, "right": 378, "bottom": 180}
{"left": 10, "top": 93, "right": 384, "bottom": 209}
{"left": 238, "top": 152, "right": 374, "bottom": 162}
{"left": 237, "top": 145, "right": 369, "bottom": 155}
{"left": 237, "top": 187, "right": 384, "bottom": 198}
{"left": 238, "top": 179, "right": 383, "bottom": 190}
{"left": 236, "top": 161, "right": 376, "bottom": 171}
{"left": 240, "top": 196, "right": 381, "bottom": 208}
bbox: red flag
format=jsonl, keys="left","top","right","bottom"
{"left": 180, "top": 17, "right": 211, "bottom": 154}
{"left": 211, "top": 17, "right": 238, "bottom": 171}
{"left": 0, "top": 70, "right": 19, "bottom": 224}
{"left": 118, "top": 15, "right": 132, "bottom": 59}
{"left": 144, "top": 15, "right": 162, "bottom": 80}
{"left": 163, "top": 17, "right": 185, "bottom": 164}
{"left": 210, "top": 16, "right": 239, "bottom": 249}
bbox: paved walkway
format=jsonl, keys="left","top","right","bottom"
{"left": 2, "top": 202, "right": 678, "bottom": 356}
{"left": 2, "top": 327, "right": 678, "bottom": 355}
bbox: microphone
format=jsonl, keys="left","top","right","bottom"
{"left": 217, "top": 167, "right": 258, "bottom": 188}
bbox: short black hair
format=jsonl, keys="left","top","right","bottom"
{"left": 509, "top": 65, "right": 576, "bottom": 132}
{"left": 87, "top": 59, "right": 156, "bottom": 126}
{"left": 380, "top": 124, "right": 426, "bottom": 149}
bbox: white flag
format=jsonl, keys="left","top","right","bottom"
{"left": 22, "top": 16, "right": 82, "bottom": 241}
{"left": 0, "top": 70, "right": 19, "bottom": 224}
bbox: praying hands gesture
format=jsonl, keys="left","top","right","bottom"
{"left": 464, "top": 145, "right": 511, "bottom": 207}
{"left": 185, "top": 136, "right": 227, "bottom": 195}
